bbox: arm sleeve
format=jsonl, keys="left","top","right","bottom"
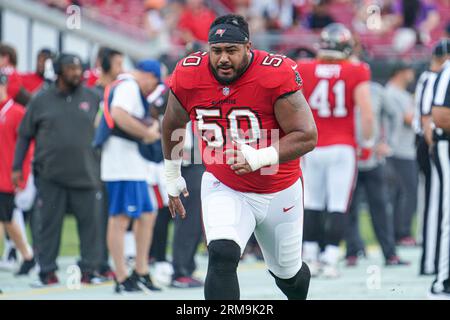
{"left": 382, "top": 92, "right": 401, "bottom": 147}
{"left": 14, "top": 87, "right": 32, "bottom": 106}
{"left": 273, "top": 58, "right": 303, "bottom": 104}
{"left": 168, "top": 66, "right": 188, "bottom": 111}
{"left": 354, "top": 63, "right": 371, "bottom": 87}
{"left": 433, "top": 66, "right": 450, "bottom": 108}
{"left": 18, "top": 97, "right": 38, "bottom": 139}
{"left": 13, "top": 135, "right": 31, "bottom": 171}
{"left": 422, "top": 74, "right": 437, "bottom": 115}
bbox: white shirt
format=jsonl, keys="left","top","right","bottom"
{"left": 101, "top": 74, "right": 149, "bottom": 181}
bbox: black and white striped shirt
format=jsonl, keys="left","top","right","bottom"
{"left": 433, "top": 60, "right": 450, "bottom": 108}
{"left": 413, "top": 70, "right": 438, "bottom": 134}
{"left": 432, "top": 60, "right": 450, "bottom": 139}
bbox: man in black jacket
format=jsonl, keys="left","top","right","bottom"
{"left": 12, "top": 53, "right": 102, "bottom": 286}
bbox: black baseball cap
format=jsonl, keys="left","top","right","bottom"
{"left": 432, "top": 39, "right": 450, "bottom": 57}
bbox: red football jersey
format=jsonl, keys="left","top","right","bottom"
{"left": 84, "top": 68, "right": 100, "bottom": 87}
{"left": 297, "top": 58, "right": 370, "bottom": 147}
{"left": 0, "top": 98, "right": 33, "bottom": 193}
{"left": 170, "top": 50, "right": 303, "bottom": 193}
{"left": 20, "top": 72, "right": 44, "bottom": 94}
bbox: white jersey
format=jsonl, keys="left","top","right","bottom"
{"left": 101, "top": 74, "right": 148, "bottom": 181}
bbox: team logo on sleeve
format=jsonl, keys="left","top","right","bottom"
{"left": 294, "top": 71, "right": 302, "bottom": 86}
{"left": 215, "top": 29, "right": 226, "bottom": 37}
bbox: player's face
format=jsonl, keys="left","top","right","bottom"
{"left": 139, "top": 71, "right": 159, "bottom": 96}
{"left": 0, "top": 55, "right": 8, "bottom": 68}
{"left": 401, "top": 68, "right": 415, "bottom": 85}
{"left": 61, "top": 64, "right": 83, "bottom": 89}
{"left": 36, "top": 53, "right": 49, "bottom": 76}
{"left": 209, "top": 43, "right": 251, "bottom": 85}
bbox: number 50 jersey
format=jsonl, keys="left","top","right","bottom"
{"left": 169, "top": 50, "right": 303, "bottom": 193}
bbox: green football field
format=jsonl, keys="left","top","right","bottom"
{"left": 0, "top": 211, "right": 432, "bottom": 300}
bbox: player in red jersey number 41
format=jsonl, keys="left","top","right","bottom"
{"left": 162, "top": 14, "right": 318, "bottom": 300}
{"left": 298, "top": 24, "right": 374, "bottom": 278}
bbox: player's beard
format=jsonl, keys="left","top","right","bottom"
{"left": 61, "top": 74, "right": 81, "bottom": 91}
{"left": 210, "top": 54, "right": 250, "bottom": 85}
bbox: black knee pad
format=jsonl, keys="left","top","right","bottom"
{"left": 208, "top": 239, "right": 241, "bottom": 272}
{"left": 270, "top": 262, "right": 311, "bottom": 300}
{"left": 324, "top": 212, "right": 346, "bottom": 246}
{"left": 205, "top": 240, "right": 241, "bottom": 300}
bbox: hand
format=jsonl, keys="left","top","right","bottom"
{"left": 168, "top": 188, "right": 189, "bottom": 219}
{"left": 12, "top": 170, "right": 23, "bottom": 190}
{"left": 375, "top": 142, "right": 391, "bottom": 160}
{"left": 143, "top": 121, "right": 160, "bottom": 144}
{"left": 166, "top": 175, "right": 189, "bottom": 219}
{"left": 224, "top": 146, "right": 253, "bottom": 175}
{"left": 357, "top": 147, "right": 372, "bottom": 161}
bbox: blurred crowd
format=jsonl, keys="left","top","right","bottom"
{"left": 39, "top": 0, "right": 450, "bottom": 57}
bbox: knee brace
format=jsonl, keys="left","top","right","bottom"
{"left": 205, "top": 239, "right": 241, "bottom": 300}
{"left": 324, "top": 212, "right": 346, "bottom": 246}
{"left": 270, "top": 262, "right": 311, "bottom": 300}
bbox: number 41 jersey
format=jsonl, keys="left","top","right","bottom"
{"left": 169, "top": 49, "right": 303, "bottom": 193}
{"left": 297, "top": 58, "right": 371, "bottom": 148}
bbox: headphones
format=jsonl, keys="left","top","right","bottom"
{"left": 101, "top": 48, "right": 115, "bottom": 73}
{"left": 52, "top": 54, "right": 65, "bottom": 76}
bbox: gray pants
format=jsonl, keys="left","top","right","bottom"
{"left": 34, "top": 177, "right": 101, "bottom": 274}
{"left": 385, "top": 157, "right": 418, "bottom": 240}
{"left": 172, "top": 164, "right": 205, "bottom": 279}
{"left": 345, "top": 165, "right": 397, "bottom": 260}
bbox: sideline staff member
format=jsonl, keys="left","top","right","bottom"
{"left": 13, "top": 53, "right": 102, "bottom": 286}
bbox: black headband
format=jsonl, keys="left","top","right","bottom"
{"left": 208, "top": 23, "right": 249, "bottom": 44}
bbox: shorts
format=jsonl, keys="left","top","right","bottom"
{"left": 105, "top": 181, "right": 154, "bottom": 218}
{"left": 301, "top": 144, "right": 357, "bottom": 213}
{"left": 0, "top": 192, "right": 15, "bottom": 222}
{"left": 201, "top": 171, "right": 304, "bottom": 279}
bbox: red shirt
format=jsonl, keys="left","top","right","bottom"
{"left": 84, "top": 68, "right": 100, "bottom": 87}
{"left": 170, "top": 50, "right": 303, "bottom": 193}
{"left": 1, "top": 66, "right": 23, "bottom": 101}
{"left": 178, "top": 7, "right": 216, "bottom": 42}
{"left": 0, "top": 98, "right": 33, "bottom": 193}
{"left": 20, "top": 72, "right": 45, "bottom": 94}
{"left": 297, "top": 58, "right": 370, "bottom": 147}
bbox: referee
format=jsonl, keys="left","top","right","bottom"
{"left": 429, "top": 40, "right": 450, "bottom": 299}
{"left": 416, "top": 40, "right": 450, "bottom": 276}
